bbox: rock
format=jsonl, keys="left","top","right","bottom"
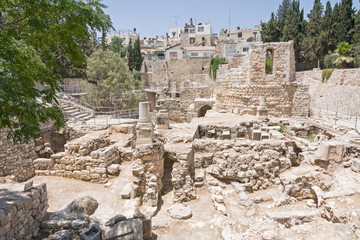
{"left": 106, "top": 164, "right": 120, "bottom": 175}
{"left": 66, "top": 196, "right": 98, "bottom": 215}
{"left": 121, "top": 183, "right": 132, "bottom": 199}
{"left": 351, "top": 158, "right": 360, "bottom": 172}
{"left": 262, "top": 230, "right": 278, "bottom": 240}
{"left": 343, "top": 160, "right": 351, "bottom": 168}
{"left": 104, "top": 214, "right": 127, "bottom": 226}
{"left": 169, "top": 203, "right": 192, "bottom": 220}
{"left": 102, "top": 218, "right": 143, "bottom": 240}
{"left": 48, "top": 230, "right": 71, "bottom": 240}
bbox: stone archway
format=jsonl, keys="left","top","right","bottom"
{"left": 198, "top": 105, "right": 212, "bottom": 118}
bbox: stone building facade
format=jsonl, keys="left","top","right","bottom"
{"left": 216, "top": 41, "right": 310, "bottom": 117}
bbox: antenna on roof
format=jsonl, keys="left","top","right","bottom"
{"left": 172, "top": 16, "right": 180, "bottom": 27}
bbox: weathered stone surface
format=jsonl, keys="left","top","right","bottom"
{"left": 107, "top": 164, "right": 120, "bottom": 175}
{"left": 169, "top": 203, "right": 192, "bottom": 220}
{"left": 102, "top": 218, "right": 143, "bottom": 240}
{"left": 66, "top": 196, "right": 98, "bottom": 215}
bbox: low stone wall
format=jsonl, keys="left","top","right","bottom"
{"left": 0, "top": 184, "right": 48, "bottom": 240}
{"left": 216, "top": 83, "right": 309, "bottom": 117}
{"left": 0, "top": 131, "right": 37, "bottom": 182}
{"left": 296, "top": 68, "right": 360, "bottom": 116}
{"left": 193, "top": 139, "right": 297, "bottom": 192}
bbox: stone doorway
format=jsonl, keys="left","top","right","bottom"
{"left": 197, "top": 105, "right": 212, "bottom": 118}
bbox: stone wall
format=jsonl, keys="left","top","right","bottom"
{"left": 193, "top": 139, "right": 296, "bottom": 192}
{"left": 132, "top": 143, "right": 164, "bottom": 214}
{"left": 296, "top": 68, "right": 360, "bottom": 116}
{"left": 0, "top": 131, "right": 37, "bottom": 182}
{"left": 216, "top": 41, "right": 309, "bottom": 117}
{"left": 0, "top": 184, "right": 48, "bottom": 240}
{"left": 34, "top": 126, "right": 135, "bottom": 184}
{"left": 142, "top": 59, "right": 211, "bottom": 88}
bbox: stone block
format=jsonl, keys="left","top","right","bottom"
{"left": 121, "top": 184, "right": 132, "bottom": 199}
{"left": 102, "top": 219, "right": 143, "bottom": 240}
{"left": 252, "top": 130, "right": 262, "bottom": 141}
{"left": 107, "top": 164, "right": 120, "bottom": 175}
{"left": 80, "top": 224, "right": 102, "bottom": 240}
{"left": 352, "top": 158, "right": 360, "bottom": 172}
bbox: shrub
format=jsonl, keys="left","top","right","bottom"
{"left": 321, "top": 69, "right": 334, "bottom": 83}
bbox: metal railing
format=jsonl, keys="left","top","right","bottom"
{"left": 310, "top": 104, "right": 358, "bottom": 131}
{"left": 58, "top": 92, "right": 139, "bottom": 125}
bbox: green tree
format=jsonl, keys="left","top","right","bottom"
{"left": 282, "top": 0, "right": 305, "bottom": 62}
{"left": 352, "top": 10, "right": 360, "bottom": 43}
{"left": 261, "top": 12, "right": 281, "bottom": 42}
{"left": 128, "top": 38, "right": 143, "bottom": 72}
{"left": 82, "top": 49, "right": 143, "bottom": 109}
{"left": 109, "top": 36, "right": 127, "bottom": 58}
{"left": 0, "top": 0, "right": 112, "bottom": 142}
{"left": 301, "top": 0, "right": 324, "bottom": 68}
{"left": 336, "top": 0, "right": 355, "bottom": 43}
{"left": 330, "top": 42, "right": 355, "bottom": 68}
{"left": 321, "top": 2, "right": 337, "bottom": 55}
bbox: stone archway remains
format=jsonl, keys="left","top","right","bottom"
{"left": 198, "top": 105, "right": 212, "bottom": 118}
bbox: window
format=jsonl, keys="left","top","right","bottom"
{"left": 202, "top": 37, "right": 205, "bottom": 41}
{"left": 190, "top": 37, "right": 195, "bottom": 44}
{"left": 201, "top": 42, "right": 205, "bottom": 46}
{"left": 243, "top": 47, "right": 249, "bottom": 52}
{"left": 265, "top": 49, "right": 274, "bottom": 74}
{"left": 170, "top": 52, "right": 177, "bottom": 57}
{"left": 238, "top": 32, "right": 242, "bottom": 38}
{"left": 198, "top": 26, "right": 204, "bottom": 32}
{"left": 172, "top": 32, "right": 176, "bottom": 37}
{"left": 189, "top": 28, "right": 195, "bottom": 34}
{"left": 191, "top": 52, "right": 198, "bottom": 57}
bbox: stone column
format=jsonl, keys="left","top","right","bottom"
{"left": 156, "top": 109, "right": 169, "bottom": 129}
{"left": 136, "top": 102, "right": 153, "bottom": 145}
{"left": 170, "top": 82, "right": 176, "bottom": 98}
{"left": 139, "top": 102, "right": 150, "bottom": 123}
{"left": 256, "top": 96, "right": 268, "bottom": 120}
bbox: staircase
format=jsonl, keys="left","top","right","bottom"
{"left": 57, "top": 93, "right": 94, "bottom": 122}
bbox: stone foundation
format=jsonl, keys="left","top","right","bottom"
{"left": 0, "top": 131, "right": 37, "bottom": 182}
{"left": 0, "top": 184, "right": 48, "bottom": 240}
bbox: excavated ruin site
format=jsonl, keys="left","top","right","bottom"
{"left": 1, "top": 41, "right": 360, "bottom": 240}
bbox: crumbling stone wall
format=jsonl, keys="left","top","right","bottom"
{"left": 296, "top": 68, "right": 360, "bottom": 116}
{"left": 132, "top": 143, "right": 164, "bottom": 210}
{"left": 0, "top": 184, "right": 48, "bottom": 240}
{"left": 193, "top": 139, "right": 297, "bottom": 192}
{"left": 0, "top": 131, "right": 37, "bottom": 182}
{"left": 216, "top": 41, "right": 309, "bottom": 117}
{"left": 164, "top": 144, "right": 197, "bottom": 203}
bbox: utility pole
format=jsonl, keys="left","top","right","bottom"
{"left": 171, "top": 16, "right": 180, "bottom": 27}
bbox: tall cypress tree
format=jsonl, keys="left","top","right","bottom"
{"left": 261, "top": 12, "right": 281, "bottom": 42}
{"left": 353, "top": 10, "right": 360, "bottom": 43}
{"left": 301, "top": 0, "right": 324, "bottom": 67}
{"left": 282, "top": 0, "right": 305, "bottom": 62}
{"left": 321, "top": 1, "right": 336, "bottom": 54}
{"left": 133, "top": 38, "right": 144, "bottom": 72}
{"left": 335, "top": 0, "right": 355, "bottom": 43}
{"left": 277, "top": 0, "right": 292, "bottom": 31}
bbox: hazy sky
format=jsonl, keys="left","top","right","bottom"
{"left": 102, "top": 0, "right": 360, "bottom": 38}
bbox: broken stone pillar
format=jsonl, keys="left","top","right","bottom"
{"left": 136, "top": 102, "right": 153, "bottom": 145}
{"left": 256, "top": 96, "right": 269, "bottom": 120}
{"left": 171, "top": 82, "right": 177, "bottom": 98}
{"left": 156, "top": 109, "right": 169, "bottom": 129}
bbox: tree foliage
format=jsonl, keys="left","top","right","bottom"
{"left": 82, "top": 49, "right": 143, "bottom": 109}
{"left": 0, "top": 0, "right": 112, "bottom": 142}
{"left": 109, "top": 36, "right": 127, "bottom": 58}
{"left": 127, "top": 38, "right": 143, "bottom": 72}
{"left": 209, "top": 57, "right": 227, "bottom": 79}
{"left": 261, "top": 0, "right": 359, "bottom": 69}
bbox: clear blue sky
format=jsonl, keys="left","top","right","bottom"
{"left": 102, "top": 0, "right": 360, "bottom": 38}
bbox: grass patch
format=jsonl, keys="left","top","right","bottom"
{"left": 278, "top": 124, "right": 286, "bottom": 133}
{"left": 322, "top": 68, "right": 334, "bottom": 83}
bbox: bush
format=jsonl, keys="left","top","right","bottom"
{"left": 324, "top": 52, "right": 337, "bottom": 68}
{"left": 321, "top": 69, "right": 334, "bottom": 83}
{"left": 209, "top": 57, "right": 227, "bottom": 79}
{"left": 278, "top": 124, "right": 286, "bottom": 133}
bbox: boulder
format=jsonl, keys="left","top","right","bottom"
{"left": 169, "top": 203, "right": 192, "bottom": 220}
{"left": 66, "top": 196, "right": 99, "bottom": 215}
{"left": 106, "top": 164, "right": 120, "bottom": 175}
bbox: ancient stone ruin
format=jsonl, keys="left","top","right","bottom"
{"left": 1, "top": 41, "right": 360, "bottom": 239}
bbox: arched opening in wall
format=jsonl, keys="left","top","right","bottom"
{"left": 198, "top": 105, "right": 212, "bottom": 118}
{"left": 265, "top": 48, "right": 274, "bottom": 74}
{"left": 161, "top": 155, "right": 175, "bottom": 194}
